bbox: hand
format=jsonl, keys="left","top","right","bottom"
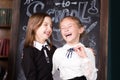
{"left": 74, "top": 45, "right": 87, "bottom": 58}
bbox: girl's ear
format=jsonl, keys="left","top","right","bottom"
{"left": 79, "top": 27, "right": 85, "bottom": 34}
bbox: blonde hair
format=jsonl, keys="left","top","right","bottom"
{"left": 24, "top": 13, "right": 52, "bottom": 48}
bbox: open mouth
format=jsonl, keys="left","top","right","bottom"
{"left": 65, "top": 33, "right": 72, "bottom": 37}
{"left": 44, "top": 31, "right": 51, "bottom": 36}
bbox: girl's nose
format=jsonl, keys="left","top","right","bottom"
{"left": 47, "top": 26, "right": 52, "bottom": 31}
{"left": 64, "top": 27, "right": 69, "bottom": 32}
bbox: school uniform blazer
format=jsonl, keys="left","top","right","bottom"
{"left": 22, "top": 45, "right": 56, "bottom": 80}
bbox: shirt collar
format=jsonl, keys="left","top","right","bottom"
{"left": 63, "top": 42, "right": 85, "bottom": 50}
{"left": 33, "top": 41, "right": 50, "bottom": 51}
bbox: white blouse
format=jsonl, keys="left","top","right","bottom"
{"left": 52, "top": 43, "right": 98, "bottom": 80}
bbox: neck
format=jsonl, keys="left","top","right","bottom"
{"left": 66, "top": 41, "right": 79, "bottom": 46}
{"left": 35, "top": 40, "right": 46, "bottom": 44}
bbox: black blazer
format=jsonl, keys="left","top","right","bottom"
{"left": 22, "top": 45, "right": 56, "bottom": 80}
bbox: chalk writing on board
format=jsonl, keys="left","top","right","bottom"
{"left": 55, "top": 1, "right": 77, "bottom": 7}
{"left": 47, "top": 1, "right": 91, "bottom": 23}
{"left": 88, "top": 34, "right": 96, "bottom": 49}
{"left": 22, "top": 0, "right": 99, "bottom": 49}
{"left": 26, "top": 1, "right": 45, "bottom": 17}
{"left": 21, "top": 0, "right": 99, "bottom": 50}
{"left": 24, "top": 0, "right": 96, "bottom": 23}
{"left": 24, "top": 0, "right": 34, "bottom": 5}
{"left": 17, "top": 0, "right": 100, "bottom": 80}
{"left": 86, "top": 21, "right": 98, "bottom": 34}
{"left": 88, "top": 0, "right": 98, "bottom": 14}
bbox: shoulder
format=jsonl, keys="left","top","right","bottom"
{"left": 22, "top": 46, "right": 36, "bottom": 60}
{"left": 51, "top": 45, "right": 57, "bottom": 50}
{"left": 85, "top": 47, "right": 96, "bottom": 57}
{"left": 50, "top": 45, "right": 57, "bottom": 54}
{"left": 79, "top": 42, "right": 96, "bottom": 56}
{"left": 88, "top": 48, "right": 96, "bottom": 56}
{"left": 23, "top": 46, "right": 34, "bottom": 52}
{"left": 55, "top": 47, "right": 63, "bottom": 51}
{"left": 52, "top": 47, "right": 64, "bottom": 60}
{"left": 53, "top": 47, "right": 63, "bottom": 55}
{"left": 23, "top": 46, "right": 38, "bottom": 56}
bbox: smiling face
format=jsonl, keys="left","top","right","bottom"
{"left": 35, "top": 16, "right": 52, "bottom": 43}
{"left": 60, "top": 17, "right": 84, "bottom": 45}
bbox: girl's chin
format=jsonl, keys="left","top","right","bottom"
{"left": 43, "top": 37, "right": 49, "bottom": 40}
{"left": 45, "top": 35, "right": 50, "bottom": 38}
{"left": 65, "top": 36, "right": 72, "bottom": 40}
{"left": 65, "top": 39, "right": 72, "bottom": 42}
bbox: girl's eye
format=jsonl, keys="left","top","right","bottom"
{"left": 68, "top": 24, "right": 72, "bottom": 28}
{"left": 43, "top": 23, "right": 52, "bottom": 28}
{"left": 60, "top": 25, "right": 72, "bottom": 30}
{"left": 60, "top": 27, "right": 65, "bottom": 30}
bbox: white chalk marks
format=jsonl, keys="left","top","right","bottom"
{"left": 22, "top": 0, "right": 99, "bottom": 49}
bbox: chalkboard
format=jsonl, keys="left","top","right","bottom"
{"left": 16, "top": 0, "right": 100, "bottom": 80}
